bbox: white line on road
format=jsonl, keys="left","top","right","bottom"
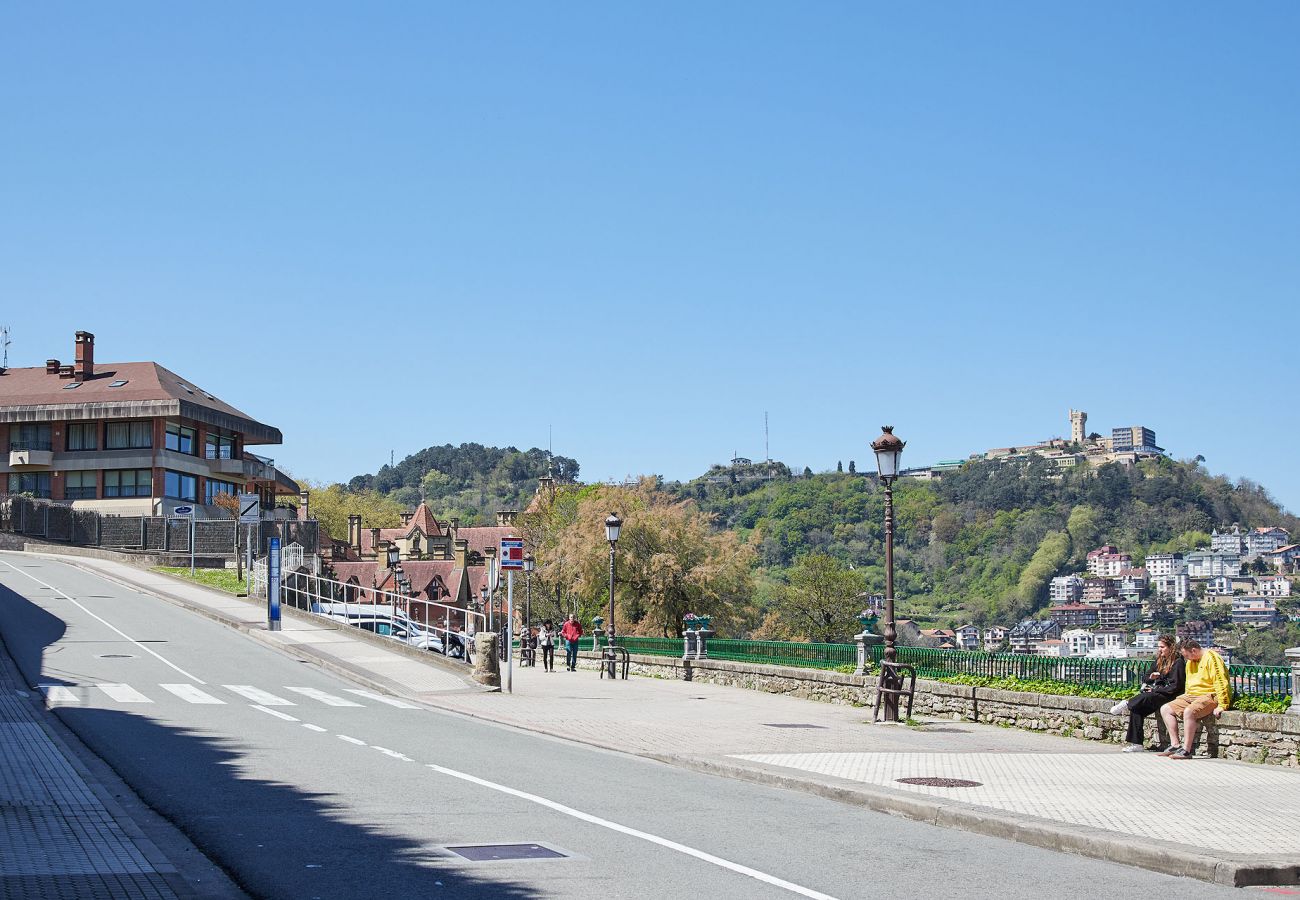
{"left": 424, "top": 764, "right": 840, "bottom": 900}
{"left": 38, "top": 684, "right": 80, "bottom": 705}
{"left": 338, "top": 735, "right": 367, "bottom": 746}
{"left": 302, "top": 724, "right": 328, "bottom": 732}
{"left": 96, "top": 683, "right": 153, "bottom": 703}
{"left": 0, "top": 559, "right": 205, "bottom": 683}
{"left": 252, "top": 705, "right": 299, "bottom": 722}
{"left": 286, "top": 687, "right": 362, "bottom": 707}
{"left": 160, "top": 684, "right": 226, "bottom": 704}
{"left": 343, "top": 689, "right": 419, "bottom": 709}
{"left": 225, "top": 685, "right": 295, "bottom": 706}
{"left": 373, "top": 746, "right": 412, "bottom": 761}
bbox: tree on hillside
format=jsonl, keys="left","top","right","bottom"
{"left": 836, "top": 461, "right": 843, "bottom": 473}
{"left": 1065, "top": 505, "right": 1102, "bottom": 562}
{"left": 1014, "top": 531, "right": 1071, "bottom": 615}
{"left": 296, "top": 481, "right": 405, "bottom": 542}
{"left": 775, "top": 553, "right": 867, "bottom": 643}
{"left": 803, "top": 466, "right": 812, "bottom": 478}
{"left": 848, "top": 460, "right": 856, "bottom": 474}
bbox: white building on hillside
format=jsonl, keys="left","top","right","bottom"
{"left": 1145, "top": 553, "right": 1186, "bottom": 577}
{"left": 1150, "top": 573, "right": 1189, "bottom": 603}
{"left": 1050, "top": 576, "right": 1084, "bottom": 604}
{"left": 1186, "top": 551, "right": 1243, "bottom": 578}
{"left": 1062, "top": 629, "right": 1094, "bottom": 657}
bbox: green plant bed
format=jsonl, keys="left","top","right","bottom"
{"left": 154, "top": 566, "right": 246, "bottom": 595}
{"left": 1232, "top": 696, "right": 1292, "bottom": 715}
{"left": 935, "top": 674, "right": 1293, "bottom": 714}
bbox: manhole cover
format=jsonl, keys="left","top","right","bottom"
{"left": 96, "top": 654, "right": 135, "bottom": 659}
{"left": 762, "top": 723, "right": 827, "bottom": 729}
{"left": 445, "top": 844, "right": 567, "bottom": 862}
{"left": 896, "top": 777, "right": 982, "bottom": 788}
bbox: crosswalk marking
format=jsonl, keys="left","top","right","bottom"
{"left": 303, "top": 723, "right": 328, "bottom": 732}
{"left": 344, "top": 689, "right": 419, "bottom": 709}
{"left": 286, "top": 687, "right": 362, "bottom": 707}
{"left": 224, "top": 685, "right": 295, "bottom": 706}
{"left": 96, "top": 683, "right": 152, "bottom": 704}
{"left": 160, "top": 684, "right": 226, "bottom": 705}
{"left": 252, "top": 705, "right": 299, "bottom": 722}
{"left": 38, "top": 684, "right": 80, "bottom": 705}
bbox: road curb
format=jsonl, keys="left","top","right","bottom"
{"left": 649, "top": 754, "right": 1300, "bottom": 888}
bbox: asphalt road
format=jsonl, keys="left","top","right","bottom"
{"left": 0, "top": 552, "right": 1254, "bottom": 899}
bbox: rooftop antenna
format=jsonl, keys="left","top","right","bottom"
{"left": 765, "top": 411, "right": 770, "bottom": 462}
{"left": 0, "top": 326, "right": 9, "bottom": 372}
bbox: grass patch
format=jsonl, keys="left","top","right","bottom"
{"left": 154, "top": 566, "right": 246, "bottom": 595}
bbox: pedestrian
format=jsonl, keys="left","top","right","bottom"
{"left": 560, "top": 614, "right": 584, "bottom": 672}
{"left": 1158, "top": 640, "right": 1232, "bottom": 760}
{"left": 1109, "top": 634, "right": 1184, "bottom": 752}
{"left": 538, "top": 619, "right": 556, "bottom": 672}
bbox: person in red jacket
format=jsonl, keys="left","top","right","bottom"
{"left": 560, "top": 614, "right": 584, "bottom": 672}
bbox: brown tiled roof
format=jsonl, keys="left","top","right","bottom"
{"left": 458, "top": 525, "right": 521, "bottom": 555}
{"left": 330, "top": 562, "right": 378, "bottom": 587}
{"left": 409, "top": 503, "right": 442, "bottom": 537}
{"left": 0, "top": 361, "right": 280, "bottom": 443}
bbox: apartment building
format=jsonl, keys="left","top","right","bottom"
{"left": 1049, "top": 575, "right": 1084, "bottom": 604}
{"left": 1185, "top": 550, "right": 1243, "bottom": 579}
{"left": 1149, "top": 573, "right": 1189, "bottom": 603}
{"left": 1144, "top": 553, "right": 1186, "bottom": 577}
{"left": 1247, "top": 527, "right": 1291, "bottom": 557}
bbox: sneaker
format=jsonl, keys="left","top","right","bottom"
{"left": 1157, "top": 745, "right": 1179, "bottom": 757}
{"left": 1167, "top": 747, "right": 1194, "bottom": 760}
{"left": 1121, "top": 743, "right": 1145, "bottom": 753}
{"left": 1109, "top": 700, "right": 1129, "bottom": 715}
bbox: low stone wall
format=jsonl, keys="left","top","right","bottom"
{"left": 577, "top": 651, "right": 1300, "bottom": 768}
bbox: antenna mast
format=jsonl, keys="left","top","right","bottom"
{"left": 0, "top": 326, "right": 9, "bottom": 372}
{"left": 765, "top": 411, "right": 769, "bottom": 462}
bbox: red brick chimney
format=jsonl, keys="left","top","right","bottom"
{"left": 74, "top": 331, "right": 95, "bottom": 382}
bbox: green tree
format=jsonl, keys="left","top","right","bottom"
{"left": 848, "top": 460, "right": 856, "bottom": 475}
{"left": 776, "top": 553, "right": 867, "bottom": 643}
{"left": 836, "top": 461, "right": 843, "bottom": 473}
{"left": 1015, "top": 531, "right": 1071, "bottom": 609}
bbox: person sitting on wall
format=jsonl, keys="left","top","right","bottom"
{"left": 1158, "top": 640, "right": 1231, "bottom": 760}
{"left": 1110, "top": 634, "right": 1184, "bottom": 752}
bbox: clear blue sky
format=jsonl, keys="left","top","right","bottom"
{"left": 3, "top": 4, "right": 1298, "bottom": 512}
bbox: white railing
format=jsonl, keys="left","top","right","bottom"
{"left": 274, "top": 571, "right": 486, "bottom": 665}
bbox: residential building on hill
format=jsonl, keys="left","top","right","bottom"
{"left": 0, "top": 331, "right": 296, "bottom": 517}
{"left": 1009, "top": 620, "right": 1061, "bottom": 654}
{"left": 1062, "top": 628, "right": 1094, "bottom": 657}
{"left": 1097, "top": 601, "right": 1142, "bottom": 627}
{"left": 1150, "top": 573, "right": 1189, "bottom": 603}
{"left": 1082, "top": 577, "right": 1118, "bottom": 603}
{"left": 1049, "top": 604, "right": 1098, "bottom": 628}
{"left": 1232, "top": 596, "right": 1278, "bottom": 628}
{"left": 1262, "top": 544, "right": 1300, "bottom": 573}
{"left": 1247, "top": 527, "right": 1291, "bottom": 557}
{"left": 1049, "top": 575, "right": 1083, "bottom": 604}
{"left": 1145, "top": 553, "right": 1186, "bottom": 577}
{"left": 982, "top": 625, "right": 1009, "bottom": 652}
{"left": 1185, "top": 550, "right": 1243, "bottom": 579}
{"left": 1212, "top": 526, "right": 1247, "bottom": 555}
{"left": 954, "top": 625, "right": 981, "bottom": 651}
{"left": 1087, "top": 547, "right": 1132, "bottom": 577}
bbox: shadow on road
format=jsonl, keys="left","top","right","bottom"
{"left": 0, "top": 579, "right": 541, "bottom": 900}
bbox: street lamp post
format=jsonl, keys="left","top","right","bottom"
{"left": 523, "top": 552, "right": 535, "bottom": 636}
{"left": 480, "top": 585, "right": 489, "bottom": 634}
{"left": 871, "top": 425, "right": 906, "bottom": 722}
{"left": 605, "top": 513, "right": 622, "bottom": 650}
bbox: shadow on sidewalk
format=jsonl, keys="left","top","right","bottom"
{"left": 0, "top": 580, "right": 541, "bottom": 900}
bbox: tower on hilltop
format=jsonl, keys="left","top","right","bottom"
{"left": 1069, "top": 409, "right": 1087, "bottom": 444}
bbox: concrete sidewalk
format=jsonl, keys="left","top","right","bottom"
{"left": 44, "top": 553, "right": 1300, "bottom": 887}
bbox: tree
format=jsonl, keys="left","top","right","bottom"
{"left": 1015, "top": 531, "right": 1071, "bottom": 610}
{"left": 848, "top": 460, "right": 856, "bottom": 475}
{"left": 295, "top": 481, "right": 405, "bottom": 542}
{"left": 212, "top": 493, "right": 244, "bottom": 580}
{"left": 419, "top": 468, "right": 451, "bottom": 500}
{"left": 775, "top": 553, "right": 867, "bottom": 643}
{"left": 803, "top": 466, "right": 813, "bottom": 478}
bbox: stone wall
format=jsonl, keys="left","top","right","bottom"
{"left": 578, "top": 651, "right": 1300, "bottom": 768}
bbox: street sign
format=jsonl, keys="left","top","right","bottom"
{"left": 174, "top": 505, "right": 194, "bottom": 517}
{"left": 238, "top": 494, "right": 261, "bottom": 524}
{"left": 500, "top": 537, "right": 525, "bottom": 570}
{"left": 268, "top": 536, "right": 282, "bottom": 632}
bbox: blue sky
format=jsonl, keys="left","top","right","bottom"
{"left": 3, "top": 4, "right": 1298, "bottom": 511}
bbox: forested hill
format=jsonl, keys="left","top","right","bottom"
{"left": 669, "top": 455, "right": 1298, "bottom": 628}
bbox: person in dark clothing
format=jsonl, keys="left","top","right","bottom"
{"left": 1110, "top": 634, "right": 1185, "bottom": 752}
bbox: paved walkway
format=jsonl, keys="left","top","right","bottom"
{"left": 25, "top": 552, "right": 1300, "bottom": 887}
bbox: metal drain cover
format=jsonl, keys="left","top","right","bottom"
{"left": 445, "top": 844, "right": 567, "bottom": 862}
{"left": 763, "top": 723, "right": 827, "bottom": 729}
{"left": 897, "top": 777, "right": 982, "bottom": 788}
{"left": 96, "top": 654, "right": 135, "bottom": 659}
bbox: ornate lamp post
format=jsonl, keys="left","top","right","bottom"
{"left": 871, "top": 425, "right": 905, "bottom": 721}
{"left": 605, "top": 513, "right": 622, "bottom": 647}
{"left": 480, "top": 585, "right": 489, "bottom": 633}
{"left": 523, "top": 552, "right": 535, "bottom": 635}
{"left": 385, "top": 544, "right": 400, "bottom": 570}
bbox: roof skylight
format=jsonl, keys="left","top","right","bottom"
{"left": 62, "top": 382, "right": 82, "bottom": 390}
{"left": 109, "top": 380, "right": 128, "bottom": 388}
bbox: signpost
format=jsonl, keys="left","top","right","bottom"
{"left": 500, "top": 537, "right": 524, "bottom": 693}
{"left": 174, "top": 506, "right": 195, "bottom": 576}
{"left": 268, "top": 536, "right": 282, "bottom": 632}
{"left": 238, "top": 494, "right": 259, "bottom": 597}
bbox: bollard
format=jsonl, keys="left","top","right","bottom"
{"left": 472, "top": 632, "right": 501, "bottom": 689}
{"left": 1287, "top": 647, "right": 1300, "bottom": 716}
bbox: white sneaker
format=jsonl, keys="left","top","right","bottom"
{"left": 1121, "top": 743, "right": 1145, "bottom": 753}
{"left": 1109, "top": 700, "right": 1129, "bottom": 715}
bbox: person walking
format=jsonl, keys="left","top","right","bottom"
{"left": 537, "top": 620, "right": 556, "bottom": 672}
{"left": 1159, "top": 640, "right": 1232, "bottom": 760}
{"left": 560, "top": 614, "right": 584, "bottom": 672}
{"left": 1109, "top": 634, "right": 1184, "bottom": 752}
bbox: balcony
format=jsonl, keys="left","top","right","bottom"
{"left": 9, "top": 444, "right": 54, "bottom": 469}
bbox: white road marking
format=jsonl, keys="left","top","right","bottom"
{"left": 286, "top": 687, "right": 362, "bottom": 707}
{"left": 302, "top": 724, "right": 328, "bottom": 732}
{"left": 344, "top": 689, "right": 418, "bottom": 709}
{"left": 160, "top": 684, "right": 226, "bottom": 704}
{"left": 373, "top": 746, "right": 412, "bottom": 761}
{"left": 425, "top": 763, "right": 840, "bottom": 900}
{"left": 0, "top": 559, "right": 204, "bottom": 683}
{"left": 252, "top": 705, "right": 299, "bottom": 722}
{"left": 38, "top": 684, "right": 80, "bottom": 705}
{"left": 225, "top": 685, "right": 295, "bottom": 706}
{"left": 338, "top": 735, "right": 367, "bottom": 746}
{"left": 96, "top": 683, "right": 152, "bottom": 704}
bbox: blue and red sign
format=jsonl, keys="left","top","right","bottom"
{"left": 500, "top": 537, "right": 525, "bottom": 570}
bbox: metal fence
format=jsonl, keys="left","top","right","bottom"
{"left": 0, "top": 493, "right": 317, "bottom": 557}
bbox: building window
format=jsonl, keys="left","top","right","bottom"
{"left": 164, "top": 470, "right": 197, "bottom": 502}
{"left": 10, "top": 424, "right": 52, "bottom": 452}
{"left": 106, "top": 421, "right": 152, "bottom": 450}
{"left": 66, "top": 423, "right": 99, "bottom": 451}
{"left": 65, "top": 471, "right": 98, "bottom": 500}
{"left": 205, "top": 432, "right": 237, "bottom": 460}
{"left": 104, "top": 469, "right": 152, "bottom": 498}
{"left": 8, "top": 473, "right": 52, "bottom": 498}
{"left": 205, "top": 478, "right": 239, "bottom": 504}
{"left": 165, "top": 422, "right": 197, "bottom": 455}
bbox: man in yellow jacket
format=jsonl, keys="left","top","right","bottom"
{"left": 1158, "top": 640, "right": 1231, "bottom": 759}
